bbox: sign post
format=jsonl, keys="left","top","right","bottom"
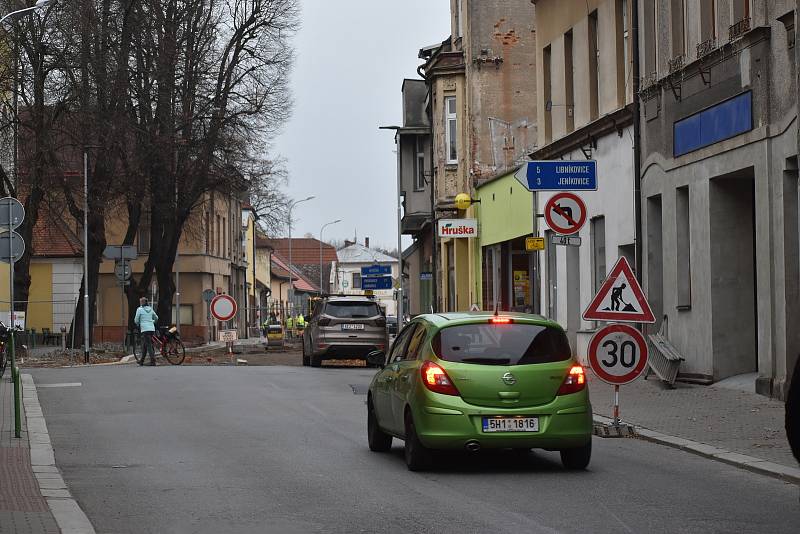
{"left": 0, "top": 196, "right": 24, "bottom": 438}
{"left": 588, "top": 324, "right": 649, "bottom": 427}
{"left": 211, "top": 294, "right": 237, "bottom": 358}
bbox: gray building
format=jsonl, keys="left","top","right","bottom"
{"left": 638, "top": 0, "right": 798, "bottom": 398}
{"left": 394, "top": 79, "right": 434, "bottom": 317}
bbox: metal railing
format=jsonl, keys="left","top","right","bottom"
{"left": 697, "top": 37, "right": 717, "bottom": 59}
{"left": 729, "top": 17, "right": 751, "bottom": 41}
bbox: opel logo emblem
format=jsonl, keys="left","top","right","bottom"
{"left": 502, "top": 372, "right": 516, "bottom": 385}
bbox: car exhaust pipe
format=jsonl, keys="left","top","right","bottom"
{"left": 465, "top": 440, "right": 481, "bottom": 453}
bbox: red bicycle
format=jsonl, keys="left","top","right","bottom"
{"left": 133, "top": 326, "right": 186, "bottom": 365}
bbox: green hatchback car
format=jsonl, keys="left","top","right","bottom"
{"left": 366, "top": 312, "right": 593, "bottom": 471}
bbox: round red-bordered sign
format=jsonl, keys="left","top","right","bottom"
{"left": 588, "top": 324, "right": 648, "bottom": 385}
{"left": 544, "top": 192, "right": 587, "bottom": 235}
{"left": 210, "top": 294, "right": 237, "bottom": 322}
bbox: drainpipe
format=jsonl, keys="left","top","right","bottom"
{"left": 632, "top": 0, "right": 643, "bottom": 285}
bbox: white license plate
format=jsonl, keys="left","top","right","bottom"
{"left": 341, "top": 324, "right": 365, "bottom": 330}
{"left": 482, "top": 416, "right": 539, "bottom": 433}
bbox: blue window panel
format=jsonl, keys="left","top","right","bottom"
{"left": 674, "top": 92, "right": 753, "bottom": 157}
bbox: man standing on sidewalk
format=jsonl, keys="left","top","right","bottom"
{"left": 135, "top": 297, "right": 159, "bottom": 366}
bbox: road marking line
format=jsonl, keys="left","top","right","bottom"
{"left": 37, "top": 382, "right": 83, "bottom": 388}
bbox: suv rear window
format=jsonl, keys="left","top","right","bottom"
{"left": 325, "top": 301, "right": 381, "bottom": 319}
{"left": 432, "top": 323, "right": 571, "bottom": 365}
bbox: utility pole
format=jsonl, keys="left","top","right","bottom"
{"left": 83, "top": 151, "right": 90, "bottom": 363}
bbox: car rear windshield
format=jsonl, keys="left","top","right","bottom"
{"left": 325, "top": 302, "right": 381, "bottom": 319}
{"left": 432, "top": 323, "right": 571, "bottom": 365}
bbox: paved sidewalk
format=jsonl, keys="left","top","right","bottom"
{"left": 589, "top": 373, "right": 797, "bottom": 469}
{"left": 0, "top": 374, "right": 59, "bottom": 533}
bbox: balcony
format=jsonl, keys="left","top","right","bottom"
{"left": 729, "top": 17, "right": 751, "bottom": 41}
{"left": 696, "top": 38, "right": 717, "bottom": 59}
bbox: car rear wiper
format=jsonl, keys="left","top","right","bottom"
{"left": 460, "top": 358, "right": 510, "bottom": 365}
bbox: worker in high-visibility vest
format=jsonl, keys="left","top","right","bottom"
{"left": 296, "top": 314, "right": 306, "bottom": 331}
{"left": 286, "top": 315, "right": 295, "bottom": 338}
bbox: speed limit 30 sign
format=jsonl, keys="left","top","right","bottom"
{"left": 588, "top": 324, "right": 648, "bottom": 385}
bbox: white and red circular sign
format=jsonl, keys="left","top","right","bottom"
{"left": 544, "top": 192, "right": 587, "bottom": 235}
{"left": 210, "top": 294, "right": 237, "bottom": 322}
{"left": 588, "top": 324, "right": 648, "bottom": 385}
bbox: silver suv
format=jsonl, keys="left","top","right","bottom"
{"left": 302, "top": 296, "right": 389, "bottom": 367}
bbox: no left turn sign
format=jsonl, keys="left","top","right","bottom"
{"left": 544, "top": 192, "right": 587, "bottom": 235}
{"left": 588, "top": 324, "right": 648, "bottom": 385}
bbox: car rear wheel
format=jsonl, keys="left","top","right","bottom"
{"left": 301, "top": 341, "right": 310, "bottom": 366}
{"left": 404, "top": 411, "right": 432, "bottom": 471}
{"left": 310, "top": 353, "right": 322, "bottom": 368}
{"left": 367, "top": 399, "right": 392, "bottom": 452}
{"left": 560, "top": 441, "right": 591, "bottom": 470}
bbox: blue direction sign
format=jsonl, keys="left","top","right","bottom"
{"left": 361, "top": 265, "right": 392, "bottom": 276}
{"left": 514, "top": 160, "right": 597, "bottom": 191}
{"left": 361, "top": 276, "right": 393, "bottom": 290}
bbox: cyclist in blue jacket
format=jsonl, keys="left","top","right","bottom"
{"left": 135, "top": 297, "right": 159, "bottom": 366}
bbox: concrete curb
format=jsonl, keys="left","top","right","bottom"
{"left": 21, "top": 374, "right": 96, "bottom": 534}
{"left": 593, "top": 414, "right": 800, "bottom": 485}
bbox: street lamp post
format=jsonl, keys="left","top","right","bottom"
{"left": 0, "top": 0, "right": 53, "bottom": 25}
{"left": 287, "top": 196, "right": 314, "bottom": 321}
{"left": 319, "top": 219, "right": 341, "bottom": 295}
{"left": 83, "top": 151, "right": 89, "bottom": 363}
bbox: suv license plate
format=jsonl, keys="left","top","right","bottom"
{"left": 341, "top": 324, "right": 365, "bottom": 330}
{"left": 482, "top": 417, "right": 539, "bottom": 433}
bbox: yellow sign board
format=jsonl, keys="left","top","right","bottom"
{"left": 526, "top": 237, "right": 545, "bottom": 251}
{"left": 364, "top": 290, "right": 374, "bottom": 296}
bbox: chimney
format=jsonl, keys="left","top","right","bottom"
{"left": 365, "top": 237, "right": 370, "bottom": 248}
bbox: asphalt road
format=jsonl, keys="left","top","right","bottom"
{"left": 31, "top": 365, "right": 800, "bottom": 534}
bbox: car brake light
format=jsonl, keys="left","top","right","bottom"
{"left": 420, "top": 361, "right": 460, "bottom": 396}
{"left": 489, "top": 316, "right": 512, "bottom": 324}
{"left": 318, "top": 317, "right": 331, "bottom": 326}
{"left": 557, "top": 365, "right": 586, "bottom": 395}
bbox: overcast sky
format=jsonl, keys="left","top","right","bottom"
{"left": 272, "top": 0, "right": 451, "bottom": 251}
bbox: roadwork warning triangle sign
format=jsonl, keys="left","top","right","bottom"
{"left": 583, "top": 257, "right": 655, "bottom": 323}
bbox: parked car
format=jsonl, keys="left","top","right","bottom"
{"left": 365, "top": 312, "right": 593, "bottom": 471}
{"left": 302, "top": 295, "right": 389, "bottom": 367}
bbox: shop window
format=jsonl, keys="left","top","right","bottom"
{"left": 352, "top": 272, "right": 362, "bottom": 289}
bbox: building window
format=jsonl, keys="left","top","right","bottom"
{"left": 352, "top": 272, "right": 361, "bottom": 289}
{"left": 589, "top": 11, "right": 599, "bottom": 120}
{"left": 172, "top": 305, "right": 193, "bottom": 326}
{"left": 137, "top": 212, "right": 151, "bottom": 254}
{"left": 445, "top": 96, "right": 457, "bottom": 164}
{"left": 216, "top": 215, "right": 221, "bottom": 256}
{"left": 700, "top": 0, "right": 716, "bottom": 43}
{"left": 676, "top": 186, "right": 691, "bottom": 308}
{"left": 620, "top": 0, "right": 630, "bottom": 102}
{"left": 543, "top": 45, "right": 552, "bottom": 144}
{"left": 591, "top": 216, "right": 606, "bottom": 293}
{"left": 564, "top": 29, "right": 574, "bottom": 133}
{"left": 643, "top": 0, "right": 657, "bottom": 80}
{"left": 414, "top": 136, "right": 426, "bottom": 190}
{"left": 732, "top": 0, "right": 750, "bottom": 24}
{"left": 670, "top": 0, "right": 686, "bottom": 59}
